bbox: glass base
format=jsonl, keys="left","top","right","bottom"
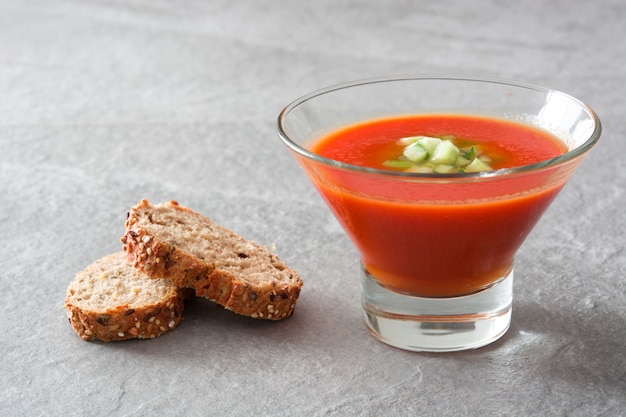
{"left": 361, "top": 267, "right": 513, "bottom": 352}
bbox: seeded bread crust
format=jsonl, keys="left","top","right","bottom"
{"left": 64, "top": 252, "right": 188, "bottom": 342}
{"left": 121, "top": 199, "right": 303, "bottom": 320}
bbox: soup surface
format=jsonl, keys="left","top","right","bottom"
{"left": 312, "top": 114, "right": 566, "bottom": 172}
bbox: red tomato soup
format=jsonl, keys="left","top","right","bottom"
{"left": 306, "top": 114, "right": 568, "bottom": 297}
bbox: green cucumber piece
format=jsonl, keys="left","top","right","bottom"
{"left": 397, "top": 136, "right": 422, "bottom": 146}
{"left": 416, "top": 136, "right": 441, "bottom": 155}
{"left": 405, "top": 165, "right": 434, "bottom": 173}
{"left": 462, "top": 146, "right": 476, "bottom": 160}
{"left": 383, "top": 160, "right": 414, "bottom": 168}
{"left": 454, "top": 155, "right": 471, "bottom": 167}
{"left": 464, "top": 157, "right": 492, "bottom": 172}
{"left": 403, "top": 142, "right": 429, "bottom": 162}
{"left": 430, "top": 140, "right": 460, "bottom": 165}
{"left": 433, "top": 164, "right": 455, "bottom": 174}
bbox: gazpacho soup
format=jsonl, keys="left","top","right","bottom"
{"left": 306, "top": 114, "right": 568, "bottom": 297}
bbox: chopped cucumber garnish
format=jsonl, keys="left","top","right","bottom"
{"left": 383, "top": 159, "right": 414, "bottom": 168}
{"left": 403, "top": 142, "right": 428, "bottom": 162}
{"left": 454, "top": 155, "right": 471, "bottom": 167}
{"left": 396, "top": 136, "right": 422, "bottom": 146}
{"left": 434, "top": 164, "right": 455, "bottom": 174}
{"left": 462, "top": 146, "right": 476, "bottom": 160}
{"left": 415, "top": 136, "right": 441, "bottom": 155}
{"left": 430, "top": 140, "right": 460, "bottom": 165}
{"left": 384, "top": 135, "right": 493, "bottom": 173}
{"left": 464, "top": 157, "right": 492, "bottom": 173}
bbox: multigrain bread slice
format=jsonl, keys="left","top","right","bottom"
{"left": 64, "top": 252, "right": 189, "bottom": 342}
{"left": 121, "top": 199, "right": 303, "bottom": 320}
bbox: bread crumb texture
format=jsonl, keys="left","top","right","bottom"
{"left": 121, "top": 199, "right": 303, "bottom": 320}
{"left": 64, "top": 252, "right": 186, "bottom": 342}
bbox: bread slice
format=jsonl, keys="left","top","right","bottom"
{"left": 121, "top": 199, "right": 303, "bottom": 320}
{"left": 64, "top": 252, "right": 188, "bottom": 342}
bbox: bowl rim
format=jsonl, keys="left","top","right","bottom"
{"left": 276, "top": 74, "right": 602, "bottom": 179}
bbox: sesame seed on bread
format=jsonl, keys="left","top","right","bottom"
{"left": 64, "top": 252, "right": 189, "bottom": 342}
{"left": 121, "top": 199, "right": 303, "bottom": 320}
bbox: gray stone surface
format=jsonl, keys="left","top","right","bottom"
{"left": 1, "top": 0, "right": 624, "bottom": 416}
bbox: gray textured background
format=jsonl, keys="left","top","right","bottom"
{"left": 1, "top": 0, "right": 624, "bottom": 416}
